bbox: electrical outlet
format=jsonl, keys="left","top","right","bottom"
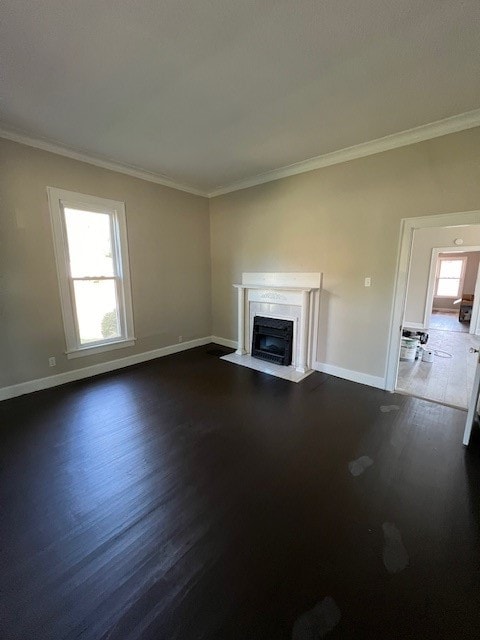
{"left": 178, "top": 336, "right": 183, "bottom": 343}
{"left": 48, "top": 356, "right": 56, "bottom": 367}
{"left": 364, "top": 277, "right": 371, "bottom": 287}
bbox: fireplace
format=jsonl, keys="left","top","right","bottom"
{"left": 251, "top": 316, "right": 294, "bottom": 365}
{"left": 221, "top": 272, "right": 321, "bottom": 383}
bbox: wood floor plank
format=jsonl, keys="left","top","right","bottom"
{"left": 1, "top": 344, "right": 479, "bottom": 639}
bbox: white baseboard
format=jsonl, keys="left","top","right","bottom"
{"left": 403, "top": 322, "right": 425, "bottom": 330}
{"left": 211, "top": 336, "right": 237, "bottom": 348}
{"left": 210, "top": 337, "right": 386, "bottom": 390}
{"left": 0, "top": 337, "right": 387, "bottom": 401}
{"left": 313, "top": 361, "right": 386, "bottom": 390}
{"left": 0, "top": 336, "right": 213, "bottom": 401}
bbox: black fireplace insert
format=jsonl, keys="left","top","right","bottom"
{"left": 251, "top": 316, "right": 294, "bottom": 366}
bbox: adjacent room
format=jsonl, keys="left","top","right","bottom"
{"left": 398, "top": 225, "right": 480, "bottom": 408}
{"left": 1, "top": 2, "right": 480, "bottom": 639}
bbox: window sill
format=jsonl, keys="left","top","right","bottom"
{"left": 66, "top": 338, "right": 136, "bottom": 359}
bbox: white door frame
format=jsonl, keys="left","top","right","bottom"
{"left": 385, "top": 210, "right": 480, "bottom": 392}
{"left": 469, "top": 262, "right": 480, "bottom": 335}
{"left": 463, "top": 349, "right": 480, "bottom": 446}
{"left": 423, "top": 246, "right": 480, "bottom": 328}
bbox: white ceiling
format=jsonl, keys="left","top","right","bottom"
{"left": 1, "top": 0, "right": 480, "bottom": 195}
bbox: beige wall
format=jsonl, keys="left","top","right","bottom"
{"left": 210, "top": 128, "right": 480, "bottom": 380}
{"left": 2, "top": 127, "right": 480, "bottom": 390}
{"left": 462, "top": 252, "right": 480, "bottom": 294}
{"left": 405, "top": 226, "right": 480, "bottom": 322}
{"left": 0, "top": 138, "right": 211, "bottom": 388}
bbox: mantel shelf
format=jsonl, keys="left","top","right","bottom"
{"left": 233, "top": 284, "right": 319, "bottom": 292}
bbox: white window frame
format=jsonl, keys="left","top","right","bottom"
{"left": 434, "top": 255, "right": 467, "bottom": 299}
{"left": 47, "top": 187, "right": 135, "bottom": 359}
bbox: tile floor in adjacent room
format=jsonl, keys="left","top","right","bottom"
{"left": 397, "top": 318, "right": 479, "bottom": 409}
{"left": 429, "top": 309, "right": 470, "bottom": 333}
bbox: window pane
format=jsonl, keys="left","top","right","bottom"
{"left": 437, "top": 278, "right": 460, "bottom": 297}
{"left": 439, "top": 259, "right": 463, "bottom": 279}
{"left": 64, "top": 208, "right": 115, "bottom": 277}
{"left": 73, "top": 279, "right": 120, "bottom": 344}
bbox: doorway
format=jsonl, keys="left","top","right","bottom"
{"left": 398, "top": 241, "right": 480, "bottom": 408}
{"left": 386, "top": 212, "right": 480, "bottom": 410}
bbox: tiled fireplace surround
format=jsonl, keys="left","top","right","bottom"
{"left": 221, "top": 273, "right": 322, "bottom": 382}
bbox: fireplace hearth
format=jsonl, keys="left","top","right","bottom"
{"left": 251, "top": 316, "right": 293, "bottom": 365}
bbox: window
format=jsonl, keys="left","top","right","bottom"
{"left": 48, "top": 188, "right": 135, "bottom": 358}
{"left": 435, "top": 256, "right": 467, "bottom": 298}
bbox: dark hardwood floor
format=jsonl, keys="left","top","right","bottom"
{"left": 1, "top": 344, "right": 479, "bottom": 639}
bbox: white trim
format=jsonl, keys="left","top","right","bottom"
{"left": 209, "top": 345, "right": 387, "bottom": 389}
{"left": 0, "top": 329, "right": 388, "bottom": 398}
{"left": 47, "top": 187, "right": 135, "bottom": 355}
{"left": 2, "top": 111, "right": 480, "bottom": 201}
{"left": 403, "top": 322, "right": 425, "bottom": 330}
{"left": 385, "top": 211, "right": 480, "bottom": 392}
{"left": 0, "top": 337, "right": 212, "bottom": 401}
{"left": 464, "top": 353, "right": 480, "bottom": 446}
{"left": 241, "top": 272, "right": 322, "bottom": 288}
{"left": 470, "top": 264, "right": 480, "bottom": 335}
{"left": 313, "top": 361, "right": 385, "bottom": 390}
{"left": 424, "top": 249, "right": 440, "bottom": 326}
{"left": 208, "top": 109, "right": 480, "bottom": 197}
{"left": 211, "top": 336, "right": 237, "bottom": 348}
{"left": 0, "top": 124, "right": 207, "bottom": 197}
{"left": 66, "top": 338, "right": 136, "bottom": 359}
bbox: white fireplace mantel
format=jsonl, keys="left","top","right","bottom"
{"left": 222, "top": 273, "right": 322, "bottom": 382}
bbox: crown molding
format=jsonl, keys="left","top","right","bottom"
{"left": 2, "top": 108, "right": 479, "bottom": 200}
{"left": 0, "top": 124, "right": 208, "bottom": 197}
{"left": 208, "top": 108, "right": 480, "bottom": 197}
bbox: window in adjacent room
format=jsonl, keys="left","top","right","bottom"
{"left": 434, "top": 256, "right": 467, "bottom": 298}
{"left": 48, "top": 187, "right": 135, "bottom": 358}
